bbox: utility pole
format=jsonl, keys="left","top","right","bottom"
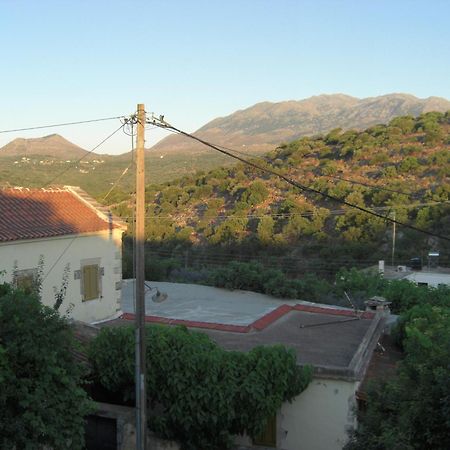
{"left": 135, "top": 103, "right": 147, "bottom": 450}
{"left": 391, "top": 210, "right": 396, "bottom": 267}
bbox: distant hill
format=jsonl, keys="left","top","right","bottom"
{"left": 1, "top": 93, "right": 449, "bottom": 197}
{"left": 0, "top": 134, "right": 90, "bottom": 160}
{"left": 151, "top": 93, "right": 450, "bottom": 155}
{"left": 118, "top": 111, "right": 450, "bottom": 274}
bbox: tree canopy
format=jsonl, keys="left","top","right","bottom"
{"left": 89, "top": 324, "right": 312, "bottom": 450}
{"left": 345, "top": 303, "right": 450, "bottom": 450}
{"left": 0, "top": 283, "right": 92, "bottom": 450}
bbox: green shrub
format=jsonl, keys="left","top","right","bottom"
{"left": 0, "top": 286, "right": 93, "bottom": 449}
{"left": 89, "top": 325, "right": 312, "bottom": 450}
{"left": 346, "top": 304, "right": 450, "bottom": 450}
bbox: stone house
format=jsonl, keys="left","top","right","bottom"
{"left": 0, "top": 186, "right": 126, "bottom": 323}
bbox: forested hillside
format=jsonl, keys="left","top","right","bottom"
{"left": 111, "top": 111, "right": 450, "bottom": 276}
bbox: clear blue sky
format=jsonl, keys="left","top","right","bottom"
{"left": 1, "top": 0, "right": 449, "bottom": 154}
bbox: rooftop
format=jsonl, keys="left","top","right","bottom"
{"left": 106, "top": 281, "right": 385, "bottom": 381}
{"left": 0, "top": 186, "right": 124, "bottom": 242}
{"left": 365, "top": 264, "right": 450, "bottom": 280}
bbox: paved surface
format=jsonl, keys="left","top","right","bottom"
{"left": 201, "top": 311, "right": 373, "bottom": 369}
{"left": 109, "top": 280, "right": 383, "bottom": 378}
{"left": 121, "top": 279, "right": 300, "bottom": 325}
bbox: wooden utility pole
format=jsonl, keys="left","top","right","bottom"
{"left": 135, "top": 103, "right": 147, "bottom": 450}
{"left": 391, "top": 210, "right": 396, "bottom": 267}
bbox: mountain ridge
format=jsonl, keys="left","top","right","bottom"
{"left": 0, "top": 134, "right": 90, "bottom": 160}
{"left": 151, "top": 93, "right": 450, "bottom": 155}
{"left": 0, "top": 93, "right": 449, "bottom": 196}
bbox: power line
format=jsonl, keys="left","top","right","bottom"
{"left": 207, "top": 137, "right": 421, "bottom": 199}
{"left": 119, "top": 199, "right": 450, "bottom": 221}
{"left": 322, "top": 173, "right": 416, "bottom": 198}
{"left": 0, "top": 115, "right": 126, "bottom": 134}
{"left": 41, "top": 238, "right": 76, "bottom": 283}
{"left": 101, "top": 163, "right": 133, "bottom": 203}
{"left": 41, "top": 117, "right": 134, "bottom": 281}
{"left": 42, "top": 121, "right": 128, "bottom": 188}
{"left": 147, "top": 124, "right": 431, "bottom": 208}
{"left": 147, "top": 117, "right": 450, "bottom": 242}
{"left": 100, "top": 122, "right": 137, "bottom": 203}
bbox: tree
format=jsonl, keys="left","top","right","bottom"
{"left": 208, "top": 216, "right": 248, "bottom": 244}
{"left": 241, "top": 181, "right": 269, "bottom": 206}
{"left": 0, "top": 284, "right": 92, "bottom": 450}
{"left": 89, "top": 324, "right": 312, "bottom": 450}
{"left": 345, "top": 304, "right": 450, "bottom": 450}
{"left": 389, "top": 115, "right": 415, "bottom": 134}
{"left": 257, "top": 216, "right": 275, "bottom": 244}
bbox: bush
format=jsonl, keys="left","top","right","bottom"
{"left": 209, "top": 261, "right": 265, "bottom": 291}
{"left": 145, "top": 256, "right": 181, "bottom": 281}
{"left": 0, "top": 285, "right": 93, "bottom": 449}
{"left": 89, "top": 325, "right": 312, "bottom": 450}
{"left": 345, "top": 304, "right": 450, "bottom": 450}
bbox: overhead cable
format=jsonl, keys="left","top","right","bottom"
{"left": 42, "top": 120, "right": 129, "bottom": 187}
{"left": 322, "top": 173, "right": 416, "bottom": 197}
{"left": 0, "top": 115, "right": 126, "bottom": 134}
{"left": 147, "top": 117, "right": 450, "bottom": 242}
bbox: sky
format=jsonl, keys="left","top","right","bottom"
{"left": 1, "top": 0, "right": 449, "bottom": 154}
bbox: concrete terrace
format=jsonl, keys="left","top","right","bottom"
{"left": 121, "top": 279, "right": 301, "bottom": 327}
{"left": 106, "top": 280, "right": 384, "bottom": 381}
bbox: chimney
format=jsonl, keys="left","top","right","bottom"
{"left": 365, "top": 296, "right": 391, "bottom": 316}
{"left": 378, "top": 260, "right": 385, "bottom": 275}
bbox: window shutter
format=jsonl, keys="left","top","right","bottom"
{"left": 253, "top": 414, "right": 277, "bottom": 447}
{"left": 83, "top": 265, "right": 99, "bottom": 301}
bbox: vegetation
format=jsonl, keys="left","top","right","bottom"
{"left": 115, "top": 111, "right": 450, "bottom": 279}
{"left": 0, "top": 283, "right": 92, "bottom": 450}
{"left": 0, "top": 145, "right": 234, "bottom": 197}
{"left": 345, "top": 303, "right": 450, "bottom": 450}
{"left": 152, "top": 94, "right": 450, "bottom": 157}
{"left": 89, "top": 324, "right": 312, "bottom": 450}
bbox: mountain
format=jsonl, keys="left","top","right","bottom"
{"left": 151, "top": 93, "right": 450, "bottom": 155}
{"left": 0, "top": 134, "right": 90, "bottom": 160}
{"left": 1, "top": 93, "right": 449, "bottom": 197}
{"left": 118, "top": 111, "right": 450, "bottom": 275}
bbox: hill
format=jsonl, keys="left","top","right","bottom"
{"left": 151, "top": 93, "right": 450, "bottom": 156}
{"left": 0, "top": 134, "right": 90, "bottom": 160}
{"left": 0, "top": 136, "right": 227, "bottom": 197}
{"left": 115, "top": 111, "right": 450, "bottom": 276}
{"left": 1, "top": 94, "right": 449, "bottom": 198}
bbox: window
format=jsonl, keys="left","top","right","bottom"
{"left": 82, "top": 264, "right": 100, "bottom": 301}
{"left": 253, "top": 414, "right": 277, "bottom": 447}
{"left": 15, "top": 268, "right": 38, "bottom": 293}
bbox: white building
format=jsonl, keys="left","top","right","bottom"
{"left": 402, "top": 269, "right": 450, "bottom": 287}
{"left": 0, "top": 186, "right": 126, "bottom": 323}
{"left": 377, "top": 261, "right": 450, "bottom": 288}
{"left": 104, "top": 282, "right": 387, "bottom": 450}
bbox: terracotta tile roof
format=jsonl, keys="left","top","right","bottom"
{"left": 0, "top": 187, "right": 117, "bottom": 242}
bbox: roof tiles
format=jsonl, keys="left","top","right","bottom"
{"left": 0, "top": 188, "right": 115, "bottom": 242}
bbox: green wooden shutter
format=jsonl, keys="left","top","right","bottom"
{"left": 253, "top": 414, "right": 277, "bottom": 447}
{"left": 17, "top": 274, "right": 35, "bottom": 293}
{"left": 83, "top": 265, "right": 99, "bottom": 301}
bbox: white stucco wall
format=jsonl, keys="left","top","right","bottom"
{"left": 235, "top": 378, "right": 358, "bottom": 450}
{"left": 405, "top": 271, "right": 450, "bottom": 288}
{"left": 0, "top": 229, "right": 123, "bottom": 323}
{"left": 280, "top": 378, "right": 358, "bottom": 450}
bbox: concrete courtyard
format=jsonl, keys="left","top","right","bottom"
{"left": 121, "top": 279, "right": 300, "bottom": 326}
